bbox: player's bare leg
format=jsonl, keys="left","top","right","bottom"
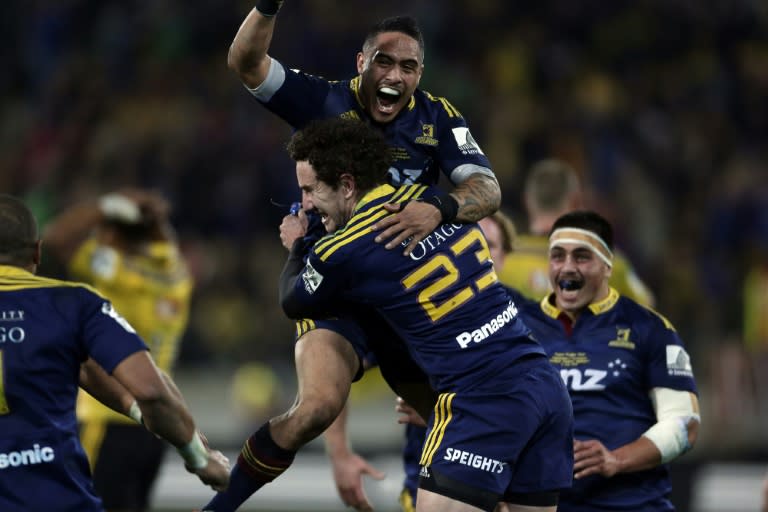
{"left": 269, "top": 328, "right": 360, "bottom": 449}
{"left": 201, "top": 329, "right": 359, "bottom": 510}
{"left": 416, "top": 489, "right": 485, "bottom": 511}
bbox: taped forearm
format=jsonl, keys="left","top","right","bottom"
{"left": 642, "top": 388, "right": 700, "bottom": 463}
{"left": 177, "top": 431, "right": 209, "bottom": 469}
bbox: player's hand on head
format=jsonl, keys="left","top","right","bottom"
{"left": 114, "top": 188, "right": 171, "bottom": 222}
{"left": 279, "top": 210, "right": 309, "bottom": 250}
{"left": 191, "top": 449, "right": 231, "bottom": 491}
{"left": 395, "top": 396, "right": 427, "bottom": 427}
{"left": 372, "top": 201, "right": 441, "bottom": 256}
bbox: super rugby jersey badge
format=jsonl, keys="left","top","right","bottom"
{"left": 302, "top": 261, "right": 323, "bottom": 294}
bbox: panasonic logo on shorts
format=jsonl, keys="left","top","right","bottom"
{"left": 0, "top": 444, "right": 56, "bottom": 469}
{"left": 443, "top": 448, "right": 505, "bottom": 474}
{"left": 455, "top": 303, "right": 518, "bottom": 348}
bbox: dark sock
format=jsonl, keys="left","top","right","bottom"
{"left": 201, "top": 422, "right": 296, "bottom": 511}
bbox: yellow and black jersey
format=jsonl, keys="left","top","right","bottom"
{"left": 744, "top": 264, "right": 768, "bottom": 352}
{"left": 70, "top": 237, "right": 192, "bottom": 423}
{"left": 498, "top": 234, "right": 655, "bottom": 307}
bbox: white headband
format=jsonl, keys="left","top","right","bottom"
{"left": 549, "top": 227, "right": 613, "bottom": 267}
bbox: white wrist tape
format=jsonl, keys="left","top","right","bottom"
{"left": 99, "top": 194, "right": 141, "bottom": 224}
{"left": 178, "top": 431, "right": 209, "bottom": 470}
{"left": 642, "top": 387, "right": 700, "bottom": 464}
{"left": 128, "top": 401, "right": 143, "bottom": 424}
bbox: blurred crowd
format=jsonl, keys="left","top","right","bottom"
{"left": 3, "top": 0, "right": 768, "bottom": 453}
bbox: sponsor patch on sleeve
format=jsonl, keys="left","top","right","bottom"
{"left": 451, "top": 127, "right": 485, "bottom": 156}
{"left": 302, "top": 261, "right": 324, "bottom": 294}
{"left": 665, "top": 345, "right": 693, "bottom": 377}
{"left": 101, "top": 302, "right": 137, "bottom": 334}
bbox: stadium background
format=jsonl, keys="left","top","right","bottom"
{"left": 3, "top": 0, "right": 768, "bottom": 510}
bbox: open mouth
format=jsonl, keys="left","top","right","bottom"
{"left": 558, "top": 278, "right": 584, "bottom": 292}
{"left": 375, "top": 86, "right": 402, "bottom": 114}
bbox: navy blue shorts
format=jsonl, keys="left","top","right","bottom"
{"left": 419, "top": 355, "right": 574, "bottom": 510}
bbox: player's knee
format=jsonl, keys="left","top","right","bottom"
{"left": 292, "top": 397, "right": 341, "bottom": 440}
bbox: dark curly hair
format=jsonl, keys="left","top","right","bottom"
{"left": 287, "top": 118, "right": 392, "bottom": 193}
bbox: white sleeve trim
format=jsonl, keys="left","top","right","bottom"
{"left": 244, "top": 57, "right": 286, "bottom": 102}
{"left": 448, "top": 163, "right": 496, "bottom": 185}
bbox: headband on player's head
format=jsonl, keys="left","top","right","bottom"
{"left": 549, "top": 227, "right": 613, "bottom": 267}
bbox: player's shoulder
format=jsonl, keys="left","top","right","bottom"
{"left": 2, "top": 267, "right": 99, "bottom": 294}
{"left": 281, "top": 61, "right": 334, "bottom": 84}
{"left": 519, "top": 295, "right": 555, "bottom": 321}
{"left": 312, "top": 184, "right": 429, "bottom": 264}
{"left": 413, "top": 88, "right": 464, "bottom": 120}
{"left": 615, "top": 293, "right": 677, "bottom": 333}
{"left": 1, "top": 268, "right": 106, "bottom": 314}
{"left": 311, "top": 227, "right": 370, "bottom": 265}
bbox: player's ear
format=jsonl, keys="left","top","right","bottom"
{"left": 32, "top": 239, "right": 42, "bottom": 266}
{"left": 356, "top": 52, "right": 366, "bottom": 74}
{"left": 340, "top": 174, "right": 355, "bottom": 198}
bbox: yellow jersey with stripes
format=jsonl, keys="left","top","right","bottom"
{"left": 69, "top": 238, "right": 192, "bottom": 424}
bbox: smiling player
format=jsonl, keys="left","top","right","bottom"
{"left": 223, "top": 6, "right": 503, "bottom": 511}
{"left": 519, "top": 210, "right": 700, "bottom": 512}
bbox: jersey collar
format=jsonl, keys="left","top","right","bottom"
{"left": 0, "top": 265, "right": 34, "bottom": 279}
{"left": 540, "top": 287, "right": 620, "bottom": 319}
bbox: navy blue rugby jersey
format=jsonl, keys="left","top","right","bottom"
{"left": 251, "top": 61, "right": 492, "bottom": 187}
{"left": 0, "top": 265, "right": 147, "bottom": 512}
{"left": 519, "top": 288, "right": 698, "bottom": 512}
{"left": 285, "top": 184, "right": 544, "bottom": 392}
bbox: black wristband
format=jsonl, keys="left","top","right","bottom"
{"left": 421, "top": 192, "right": 459, "bottom": 222}
{"left": 255, "top": 0, "right": 283, "bottom": 16}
